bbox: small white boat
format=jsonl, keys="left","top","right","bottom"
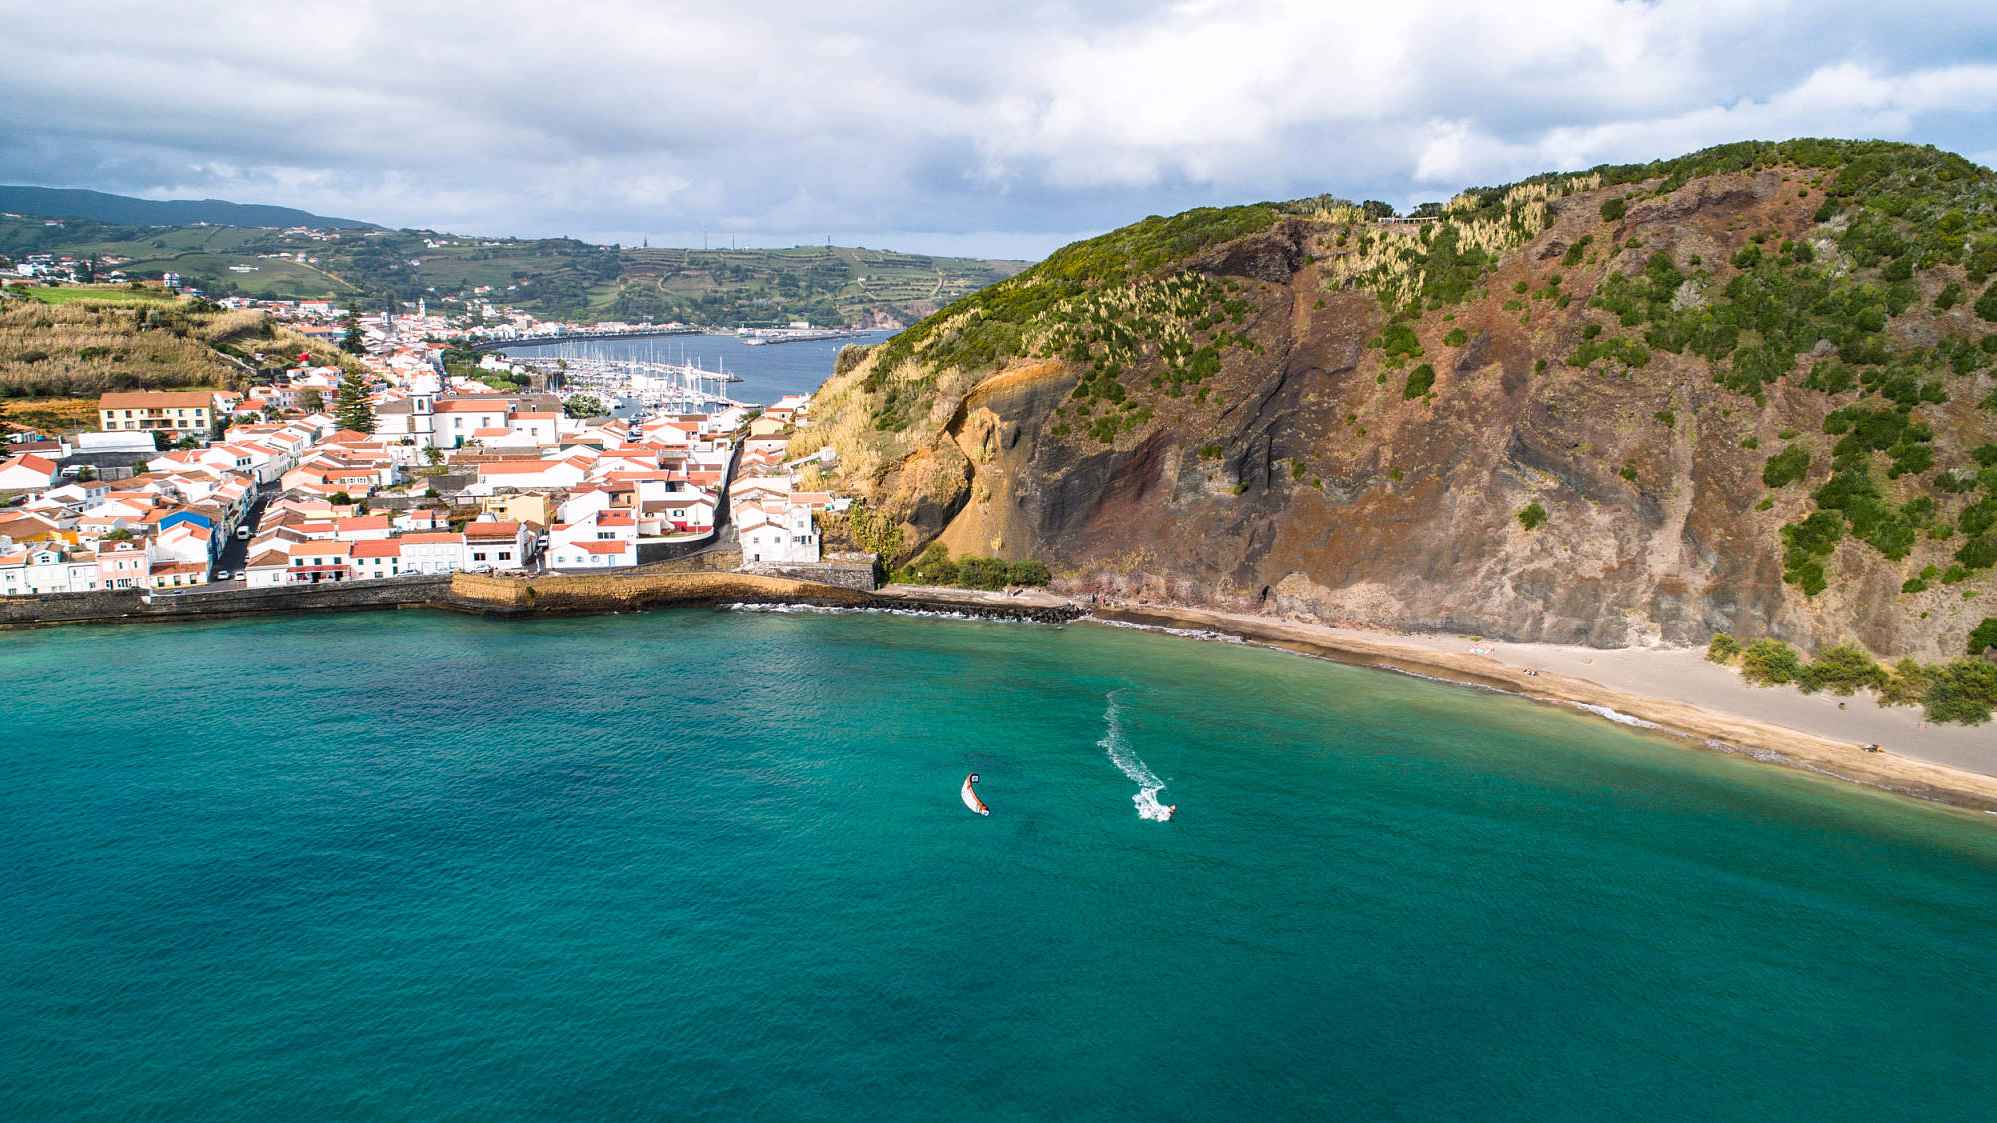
{"left": 960, "top": 772, "right": 989, "bottom": 816}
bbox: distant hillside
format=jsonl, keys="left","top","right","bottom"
{"left": 0, "top": 211, "right": 1030, "bottom": 324}
{"left": 0, "top": 186, "right": 374, "bottom": 230}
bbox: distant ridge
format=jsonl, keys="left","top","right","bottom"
{"left": 0, "top": 185, "right": 375, "bottom": 230}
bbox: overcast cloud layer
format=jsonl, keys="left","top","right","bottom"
{"left": 5, "top": 1, "right": 1997, "bottom": 258}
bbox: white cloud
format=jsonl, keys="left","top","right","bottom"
{"left": 3, "top": 1, "right": 1995, "bottom": 255}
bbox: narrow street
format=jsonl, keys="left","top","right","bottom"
{"left": 207, "top": 489, "right": 269, "bottom": 584}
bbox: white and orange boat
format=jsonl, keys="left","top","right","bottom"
{"left": 960, "top": 772, "right": 990, "bottom": 816}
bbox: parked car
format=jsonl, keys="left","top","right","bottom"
{"left": 235, "top": 526, "right": 252, "bottom": 539}
{"left": 214, "top": 570, "right": 231, "bottom": 581}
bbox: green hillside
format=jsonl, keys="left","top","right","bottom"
{"left": 0, "top": 212, "right": 1030, "bottom": 326}
{"left": 0, "top": 185, "right": 372, "bottom": 229}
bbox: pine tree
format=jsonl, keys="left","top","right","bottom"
{"left": 341, "top": 308, "right": 364, "bottom": 354}
{"left": 334, "top": 369, "right": 375, "bottom": 434}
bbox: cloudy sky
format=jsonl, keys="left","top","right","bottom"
{"left": 6, "top": 1, "right": 1997, "bottom": 259}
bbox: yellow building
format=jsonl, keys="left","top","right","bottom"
{"left": 98, "top": 391, "right": 221, "bottom": 437}
{"left": 481, "top": 492, "right": 555, "bottom": 527}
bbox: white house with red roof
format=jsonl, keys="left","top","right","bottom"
{"left": 286, "top": 540, "right": 352, "bottom": 584}
{"left": 649, "top": 490, "right": 715, "bottom": 533}
{"left": 0, "top": 453, "right": 59, "bottom": 493}
{"left": 463, "top": 519, "right": 532, "bottom": 569}
{"left": 434, "top": 398, "right": 514, "bottom": 446}
{"left": 350, "top": 539, "right": 405, "bottom": 580}
{"left": 394, "top": 507, "right": 450, "bottom": 533}
{"left": 737, "top": 500, "right": 819, "bottom": 564}
{"left": 330, "top": 514, "right": 394, "bottom": 542}
{"left": 473, "top": 456, "right": 588, "bottom": 492}
{"left": 507, "top": 411, "right": 560, "bottom": 445}
{"left": 243, "top": 548, "right": 293, "bottom": 589}
{"left": 399, "top": 532, "right": 468, "bottom": 574}
{"left": 146, "top": 560, "right": 209, "bottom": 589}
{"left": 547, "top": 538, "right": 636, "bottom": 568}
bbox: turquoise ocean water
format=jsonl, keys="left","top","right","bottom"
{"left": 2, "top": 609, "right": 1993, "bottom": 1120}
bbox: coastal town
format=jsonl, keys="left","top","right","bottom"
{"left": 0, "top": 296, "right": 844, "bottom": 598}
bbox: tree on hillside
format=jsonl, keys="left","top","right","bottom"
{"left": 297, "top": 388, "right": 325, "bottom": 412}
{"left": 341, "top": 308, "right": 364, "bottom": 354}
{"left": 563, "top": 393, "right": 606, "bottom": 418}
{"left": 334, "top": 369, "right": 375, "bottom": 434}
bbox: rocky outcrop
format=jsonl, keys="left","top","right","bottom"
{"left": 806, "top": 150, "right": 1997, "bottom": 661}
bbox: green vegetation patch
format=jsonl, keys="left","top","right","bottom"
{"left": 23, "top": 285, "right": 179, "bottom": 306}
{"left": 893, "top": 542, "right": 1052, "bottom": 590}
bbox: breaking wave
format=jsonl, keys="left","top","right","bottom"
{"left": 1572, "top": 703, "right": 1661, "bottom": 729}
{"left": 1099, "top": 690, "right": 1172, "bottom": 821}
{"left": 723, "top": 603, "right": 1038, "bottom": 624}
{"left": 1086, "top": 617, "right": 1244, "bottom": 643}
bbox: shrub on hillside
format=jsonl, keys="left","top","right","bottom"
{"left": 1923, "top": 659, "right": 1997, "bottom": 724}
{"left": 900, "top": 541, "right": 957, "bottom": 585}
{"left": 1516, "top": 501, "right": 1547, "bottom": 531}
{"left": 1599, "top": 197, "right": 1627, "bottom": 222}
{"left": 1762, "top": 444, "right": 1812, "bottom": 488}
{"left": 1379, "top": 322, "right": 1422, "bottom": 359}
{"left": 1006, "top": 559, "right": 1051, "bottom": 587}
{"left": 1969, "top": 617, "right": 1997, "bottom": 656}
{"left": 1797, "top": 644, "right": 1888, "bottom": 695}
{"left": 956, "top": 556, "right": 1010, "bottom": 590}
{"left": 894, "top": 543, "right": 1051, "bottom": 590}
{"left": 1402, "top": 364, "right": 1435, "bottom": 399}
{"left": 1739, "top": 638, "right": 1804, "bottom": 685}
{"left": 1707, "top": 633, "right": 1740, "bottom": 662}
{"left": 1879, "top": 659, "right": 1938, "bottom": 708}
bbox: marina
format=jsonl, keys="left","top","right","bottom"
{"left": 737, "top": 327, "right": 869, "bottom": 346}
{"left": 510, "top": 354, "right": 752, "bottom": 414}
{"left": 493, "top": 329, "right": 895, "bottom": 405}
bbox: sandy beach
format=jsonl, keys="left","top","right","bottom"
{"left": 876, "top": 585, "right": 1997, "bottom": 815}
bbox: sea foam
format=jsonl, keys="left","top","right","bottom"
{"left": 1572, "top": 702, "right": 1662, "bottom": 729}
{"left": 1099, "top": 690, "right": 1172, "bottom": 821}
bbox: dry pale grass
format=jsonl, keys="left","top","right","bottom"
{"left": 0, "top": 302, "right": 244, "bottom": 399}
{"left": 0, "top": 397, "right": 98, "bottom": 434}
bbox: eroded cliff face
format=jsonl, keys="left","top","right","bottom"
{"left": 803, "top": 160, "right": 1997, "bottom": 660}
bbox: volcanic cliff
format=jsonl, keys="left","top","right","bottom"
{"left": 797, "top": 141, "right": 1997, "bottom": 660}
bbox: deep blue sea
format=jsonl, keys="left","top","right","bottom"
{"left": 3, "top": 609, "right": 1994, "bottom": 1120}
{"left": 491, "top": 331, "right": 893, "bottom": 405}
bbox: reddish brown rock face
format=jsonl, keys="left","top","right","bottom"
{"left": 816, "top": 162, "right": 1996, "bottom": 661}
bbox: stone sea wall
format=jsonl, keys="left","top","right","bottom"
{"left": 447, "top": 569, "right": 876, "bottom": 612}
{"left": 0, "top": 575, "right": 451, "bottom": 628}
{"left": 2, "top": 565, "right": 1070, "bottom": 629}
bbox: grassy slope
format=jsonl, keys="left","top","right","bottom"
{"left": 0, "top": 291, "right": 357, "bottom": 412}
{"left": 24, "top": 286, "right": 179, "bottom": 306}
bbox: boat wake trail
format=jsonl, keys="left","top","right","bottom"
{"left": 1099, "top": 691, "right": 1171, "bottom": 821}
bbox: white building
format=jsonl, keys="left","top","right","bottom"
{"left": 0, "top": 453, "right": 59, "bottom": 492}
{"left": 0, "top": 544, "right": 102, "bottom": 594}
{"left": 738, "top": 502, "right": 819, "bottom": 564}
